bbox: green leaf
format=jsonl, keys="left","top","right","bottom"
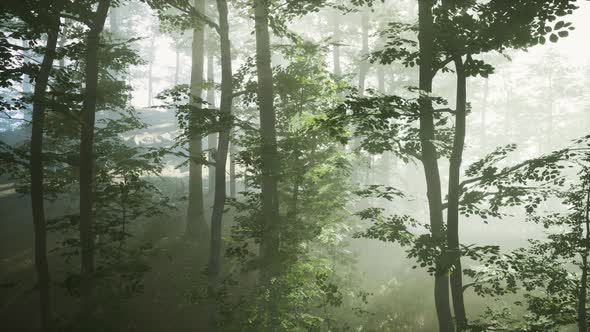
{"left": 558, "top": 31, "right": 569, "bottom": 38}
{"left": 539, "top": 36, "right": 546, "bottom": 45}
{"left": 554, "top": 21, "right": 565, "bottom": 30}
{"left": 549, "top": 34, "right": 559, "bottom": 43}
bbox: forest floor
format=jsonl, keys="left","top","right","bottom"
{"left": 0, "top": 191, "right": 214, "bottom": 331}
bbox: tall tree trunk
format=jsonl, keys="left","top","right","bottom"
{"left": 580, "top": 256, "right": 588, "bottom": 332}
{"left": 546, "top": 70, "right": 554, "bottom": 150}
{"left": 58, "top": 20, "right": 67, "bottom": 69}
{"left": 254, "top": 0, "right": 280, "bottom": 290}
{"left": 185, "top": 0, "right": 208, "bottom": 241}
{"left": 417, "top": 1, "right": 454, "bottom": 331}
{"left": 79, "top": 0, "right": 110, "bottom": 316}
{"left": 447, "top": 55, "right": 467, "bottom": 331}
{"left": 229, "top": 137, "right": 236, "bottom": 198}
{"left": 358, "top": 11, "right": 369, "bottom": 96}
{"left": 22, "top": 39, "right": 32, "bottom": 94}
{"left": 206, "top": 42, "right": 217, "bottom": 203}
{"left": 30, "top": 4, "right": 61, "bottom": 329}
{"left": 174, "top": 44, "right": 180, "bottom": 85}
{"left": 580, "top": 183, "right": 590, "bottom": 332}
{"left": 208, "top": 0, "right": 232, "bottom": 328}
{"left": 331, "top": 10, "right": 341, "bottom": 77}
{"left": 147, "top": 35, "right": 155, "bottom": 108}
{"left": 481, "top": 77, "right": 488, "bottom": 146}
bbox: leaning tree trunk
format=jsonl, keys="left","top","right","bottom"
{"left": 79, "top": 0, "right": 110, "bottom": 316}
{"left": 207, "top": 0, "right": 232, "bottom": 328}
{"left": 206, "top": 41, "right": 217, "bottom": 203}
{"left": 185, "top": 0, "right": 208, "bottom": 241}
{"left": 447, "top": 55, "right": 468, "bottom": 331}
{"left": 30, "top": 4, "right": 61, "bottom": 329}
{"left": 254, "top": 0, "right": 280, "bottom": 297}
{"left": 417, "top": 1, "right": 454, "bottom": 331}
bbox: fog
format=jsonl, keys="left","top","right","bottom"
{"left": 1, "top": 0, "right": 589, "bottom": 331}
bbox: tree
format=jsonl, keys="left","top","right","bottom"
{"left": 29, "top": 2, "right": 61, "bottom": 329}
{"left": 1, "top": 0, "right": 69, "bottom": 329}
{"left": 207, "top": 0, "right": 232, "bottom": 328}
{"left": 185, "top": 0, "right": 208, "bottom": 241}
{"left": 206, "top": 32, "right": 217, "bottom": 203}
{"left": 78, "top": 0, "right": 111, "bottom": 315}
{"left": 254, "top": 0, "right": 280, "bottom": 288}
{"left": 416, "top": 2, "right": 454, "bottom": 330}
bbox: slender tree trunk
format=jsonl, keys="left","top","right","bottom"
{"left": 447, "top": 56, "right": 467, "bottom": 331}
{"left": 79, "top": 0, "right": 110, "bottom": 316}
{"left": 174, "top": 44, "right": 180, "bottom": 85}
{"left": 208, "top": 0, "right": 232, "bottom": 329}
{"left": 206, "top": 43, "right": 217, "bottom": 203}
{"left": 331, "top": 10, "right": 341, "bottom": 77}
{"left": 229, "top": 136, "right": 236, "bottom": 198}
{"left": 22, "top": 39, "right": 32, "bottom": 94}
{"left": 481, "top": 77, "right": 488, "bottom": 146}
{"left": 185, "top": 0, "right": 208, "bottom": 241}
{"left": 358, "top": 11, "right": 369, "bottom": 96}
{"left": 58, "top": 21, "right": 67, "bottom": 69}
{"left": 417, "top": 1, "right": 454, "bottom": 331}
{"left": 30, "top": 5, "right": 60, "bottom": 330}
{"left": 580, "top": 256, "right": 588, "bottom": 332}
{"left": 580, "top": 183, "right": 590, "bottom": 332}
{"left": 148, "top": 37, "right": 155, "bottom": 107}
{"left": 547, "top": 71, "right": 554, "bottom": 149}
{"left": 254, "top": 0, "right": 280, "bottom": 292}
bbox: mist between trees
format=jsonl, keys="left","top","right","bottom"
{"left": 1, "top": 0, "right": 590, "bottom": 331}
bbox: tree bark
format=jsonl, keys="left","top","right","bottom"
{"left": 22, "top": 39, "right": 32, "bottom": 94}
{"left": 58, "top": 20, "right": 67, "bottom": 69}
{"left": 185, "top": 0, "right": 208, "bottom": 241}
{"left": 174, "top": 44, "right": 180, "bottom": 85}
{"left": 580, "top": 183, "right": 590, "bottom": 332}
{"left": 79, "top": 0, "right": 110, "bottom": 315}
{"left": 580, "top": 255, "right": 588, "bottom": 332}
{"left": 358, "top": 11, "right": 369, "bottom": 96}
{"left": 30, "top": 3, "right": 61, "bottom": 329}
{"left": 229, "top": 137, "right": 236, "bottom": 198}
{"left": 447, "top": 55, "right": 467, "bottom": 331}
{"left": 331, "top": 10, "right": 341, "bottom": 77}
{"left": 208, "top": 0, "right": 232, "bottom": 328}
{"left": 254, "top": 0, "right": 280, "bottom": 287}
{"left": 206, "top": 42, "right": 217, "bottom": 203}
{"left": 481, "top": 77, "right": 488, "bottom": 146}
{"left": 417, "top": 1, "right": 454, "bottom": 331}
{"left": 147, "top": 36, "right": 155, "bottom": 107}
